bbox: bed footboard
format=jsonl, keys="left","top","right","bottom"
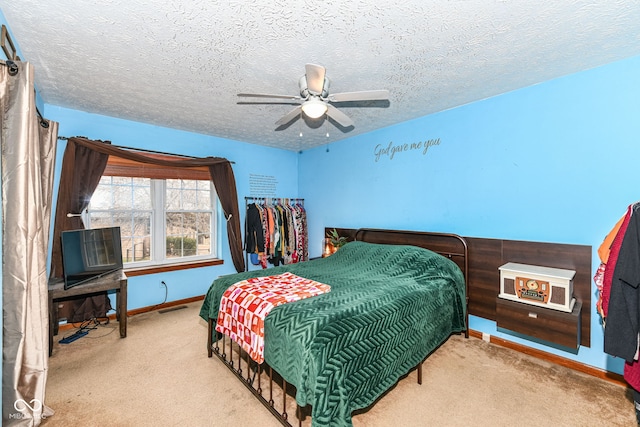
{"left": 207, "top": 318, "right": 425, "bottom": 426}
{"left": 208, "top": 318, "right": 309, "bottom": 426}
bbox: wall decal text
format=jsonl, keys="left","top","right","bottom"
{"left": 374, "top": 138, "right": 441, "bottom": 162}
{"left": 249, "top": 173, "right": 278, "bottom": 196}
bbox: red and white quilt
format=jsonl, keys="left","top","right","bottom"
{"left": 215, "top": 272, "right": 331, "bottom": 363}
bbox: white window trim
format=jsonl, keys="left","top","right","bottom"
{"left": 86, "top": 178, "right": 218, "bottom": 269}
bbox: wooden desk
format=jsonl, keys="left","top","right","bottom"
{"left": 49, "top": 269, "right": 127, "bottom": 356}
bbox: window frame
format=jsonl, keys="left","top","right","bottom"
{"left": 88, "top": 154, "right": 223, "bottom": 276}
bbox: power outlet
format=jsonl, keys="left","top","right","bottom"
{"left": 482, "top": 332, "right": 491, "bottom": 342}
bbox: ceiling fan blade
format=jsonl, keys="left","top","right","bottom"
{"left": 327, "top": 90, "right": 390, "bottom": 103}
{"left": 326, "top": 104, "right": 354, "bottom": 127}
{"left": 238, "top": 93, "right": 302, "bottom": 101}
{"left": 237, "top": 101, "right": 301, "bottom": 106}
{"left": 305, "top": 64, "right": 326, "bottom": 95}
{"left": 275, "top": 105, "right": 303, "bottom": 127}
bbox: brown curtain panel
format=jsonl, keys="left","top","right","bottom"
{"left": 51, "top": 137, "right": 245, "bottom": 273}
{"left": 50, "top": 138, "right": 112, "bottom": 323}
{"left": 209, "top": 162, "right": 245, "bottom": 273}
{"left": 50, "top": 139, "right": 110, "bottom": 278}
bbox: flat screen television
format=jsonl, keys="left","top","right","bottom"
{"left": 61, "top": 227, "right": 123, "bottom": 290}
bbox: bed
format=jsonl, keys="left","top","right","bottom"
{"left": 199, "top": 229, "right": 468, "bottom": 427}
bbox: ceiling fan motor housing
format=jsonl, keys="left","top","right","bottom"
{"left": 299, "top": 75, "right": 330, "bottom": 98}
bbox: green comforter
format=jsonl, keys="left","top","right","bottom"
{"left": 199, "top": 241, "right": 466, "bottom": 427}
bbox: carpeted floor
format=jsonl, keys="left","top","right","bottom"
{"left": 42, "top": 302, "right": 636, "bottom": 426}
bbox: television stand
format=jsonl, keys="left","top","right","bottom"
{"left": 48, "top": 269, "right": 127, "bottom": 356}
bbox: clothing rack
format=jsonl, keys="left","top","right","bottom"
{"left": 244, "top": 196, "right": 307, "bottom": 271}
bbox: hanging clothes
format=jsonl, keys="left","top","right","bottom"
{"left": 600, "top": 203, "right": 640, "bottom": 392}
{"left": 596, "top": 205, "right": 633, "bottom": 320}
{"left": 244, "top": 197, "right": 308, "bottom": 270}
{"left": 245, "top": 203, "right": 264, "bottom": 256}
{"left": 294, "top": 202, "right": 308, "bottom": 261}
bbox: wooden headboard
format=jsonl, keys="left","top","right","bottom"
{"left": 326, "top": 228, "right": 592, "bottom": 348}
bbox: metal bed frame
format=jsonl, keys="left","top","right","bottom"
{"left": 206, "top": 229, "right": 469, "bottom": 426}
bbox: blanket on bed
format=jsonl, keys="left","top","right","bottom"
{"left": 200, "top": 241, "right": 466, "bottom": 427}
{"left": 215, "top": 272, "right": 331, "bottom": 363}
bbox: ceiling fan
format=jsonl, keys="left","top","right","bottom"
{"left": 237, "top": 64, "right": 389, "bottom": 129}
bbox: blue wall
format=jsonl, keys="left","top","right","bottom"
{"left": 300, "top": 54, "right": 640, "bottom": 374}
{"left": 45, "top": 106, "right": 299, "bottom": 311}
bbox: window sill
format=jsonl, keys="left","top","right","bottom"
{"left": 125, "top": 259, "right": 223, "bottom": 277}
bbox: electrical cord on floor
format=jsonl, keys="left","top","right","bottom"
{"left": 84, "top": 317, "right": 116, "bottom": 339}
{"left": 70, "top": 317, "right": 105, "bottom": 331}
{"left": 60, "top": 282, "right": 169, "bottom": 344}
{"left": 61, "top": 317, "right": 116, "bottom": 340}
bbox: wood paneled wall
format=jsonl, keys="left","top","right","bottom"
{"left": 466, "top": 237, "right": 591, "bottom": 348}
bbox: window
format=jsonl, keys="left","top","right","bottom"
{"left": 164, "top": 179, "right": 213, "bottom": 259}
{"left": 86, "top": 176, "right": 217, "bottom": 267}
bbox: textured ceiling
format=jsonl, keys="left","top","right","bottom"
{"left": 2, "top": 1, "right": 640, "bottom": 151}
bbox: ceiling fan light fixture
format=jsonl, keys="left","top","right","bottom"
{"left": 301, "top": 98, "right": 327, "bottom": 119}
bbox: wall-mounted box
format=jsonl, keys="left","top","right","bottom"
{"left": 496, "top": 297, "right": 582, "bottom": 349}
{"left": 499, "top": 262, "right": 575, "bottom": 313}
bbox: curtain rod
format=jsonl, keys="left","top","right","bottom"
{"left": 35, "top": 107, "right": 50, "bottom": 128}
{"left": 57, "top": 136, "right": 234, "bottom": 163}
{"left": 0, "top": 59, "right": 19, "bottom": 75}
{"left": 1, "top": 59, "right": 50, "bottom": 128}
{"left": 1, "top": 25, "right": 19, "bottom": 61}
{"left": 2, "top": 27, "right": 50, "bottom": 129}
